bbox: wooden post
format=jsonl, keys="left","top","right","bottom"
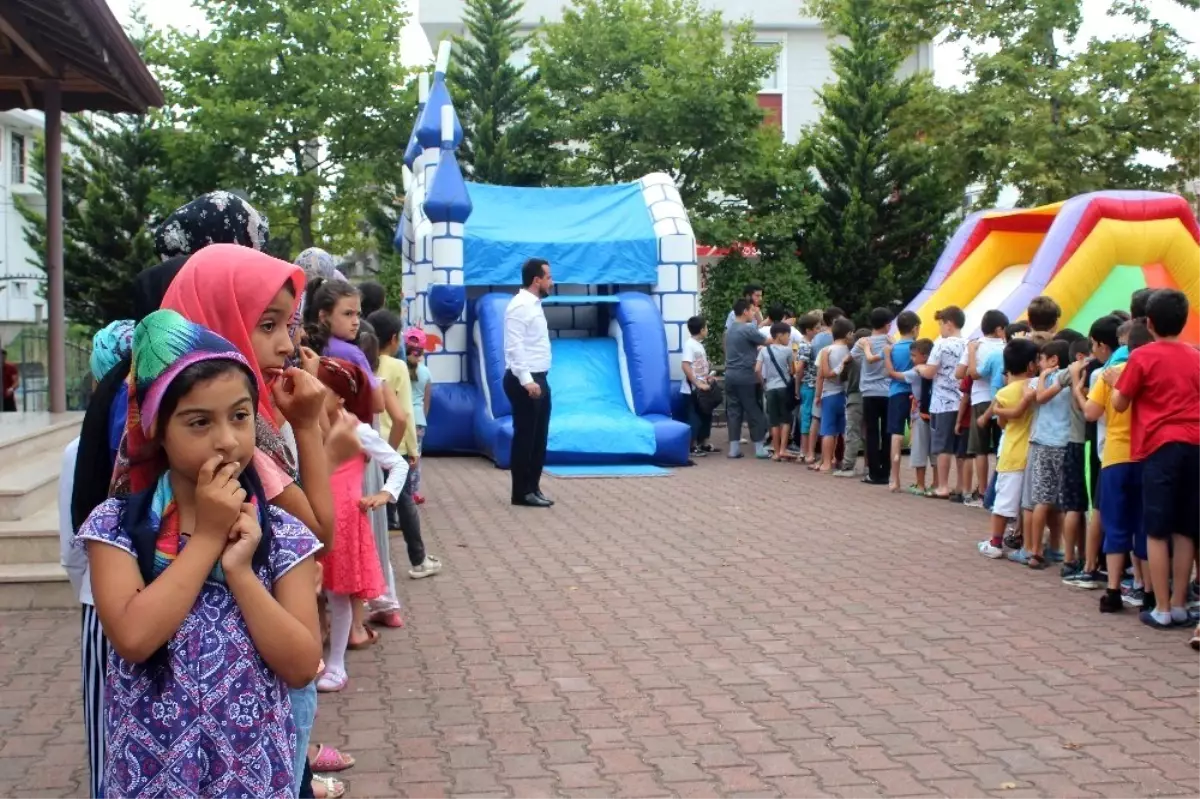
{"left": 44, "top": 80, "right": 65, "bottom": 413}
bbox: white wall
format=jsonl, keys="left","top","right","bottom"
{"left": 421, "top": 1, "right": 932, "bottom": 144}
{"left": 0, "top": 110, "right": 47, "bottom": 326}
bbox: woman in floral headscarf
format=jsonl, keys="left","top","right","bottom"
{"left": 154, "top": 190, "right": 270, "bottom": 260}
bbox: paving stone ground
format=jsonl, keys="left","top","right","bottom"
{"left": 2, "top": 438, "right": 1198, "bottom": 798}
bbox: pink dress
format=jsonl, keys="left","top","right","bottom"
{"left": 322, "top": 455, "right": 386, "bottom": 598}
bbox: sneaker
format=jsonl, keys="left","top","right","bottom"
{"left": 1099, "top": 590, "right": 1125, "bottom": 613}
{"left": 1139, "top": 609, "right": 1178, "bottom": 629}
{"left": 408, "top": 556, "right": 442, "bottom": 579}
{"left": 832, "top": 469, "right": 857, "bottom": 478}
{"left": 1060, "top": 561, "right": 1083, "bottom": 580}
{"left": 963, "top": 494, "right": 985, "bottom": 508}
{"left": 1003, "top": 524, "right": 1023, "bottom": 551}
{"left": 978, "top": 540, "right": 1004, "bottom": 559}
{"left": 1121, "top": 587, "right": 1146, "bottom": 608}
{"left": 1066, "top": 570, "right": 1104, "bottom": 590}
{"left": 1188, "top": 581, "right": 1199, "bottom": 609}
{"left": 413, "top": 493, "right": 426, "bottom": 505}
{"left": 1044, "top": 549, "right": 1066, "bottom": 564}
{"left": 690, "top": 446, "right": 708, "bottom": 457}
{"left": 1007, "top": 549, "right": 1033, "bottom": 565}
{"left": 700, "top": 444, "right": 717, "bottom": 453}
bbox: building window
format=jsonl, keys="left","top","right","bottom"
{"left": 12, "top": 281, "right": 27, "bottom": 299}
{"left": 10, "top": 132, "right": 26, "bottom": 185}
{"left": 754, "top": 41, "right": 782, "bottom": 92}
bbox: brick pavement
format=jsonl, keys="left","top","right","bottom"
{"left": 1, "top": 442, "right": 1198, "bottom": 798}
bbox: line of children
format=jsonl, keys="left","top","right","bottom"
{"left": 969, "top": 290, "right": 1199, "bottom": 645}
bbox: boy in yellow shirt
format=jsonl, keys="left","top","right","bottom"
{"left": 978, "top": 339, "right": 1040, "bottom": 559}
{"left": 1086, "top": 324, "right": 1153, "bottom": 613}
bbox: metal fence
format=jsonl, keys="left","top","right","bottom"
{"left": 9, "top": 327, "right": 93, "bottom": 412}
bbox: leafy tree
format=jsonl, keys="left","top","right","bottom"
{"left": 449, "top": 0, "right": 549, "bottom": 185}
{"left": 530, "top": 0, "right": 776, "bottom": 212}
{"left": 154, "top": 0, "right": 415, "bottom": 257}
{"left": 800, "top": 0, "right": 961, "bottom": 322}
{"left": 806, "top": 0, "right": 1200, "bottom": 206}
{"left": 16, "top": 113, "right": 168, "bottom": 332}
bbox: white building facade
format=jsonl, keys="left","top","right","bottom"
{"left": 0, "top": 109, "right": 46, "bottom": 330}
{"left": 418, "top": 0, "right": 933, "bottom": 143}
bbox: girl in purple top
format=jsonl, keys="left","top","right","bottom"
{"left": 78, "top": 310, "right": 322, "bottom": 798}
{"left": 303, "top": 278, "right": 384, "bottom": 405}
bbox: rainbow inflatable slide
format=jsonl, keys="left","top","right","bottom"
{"left": 902, "top": 190, "right": 1200, "bottom": 342}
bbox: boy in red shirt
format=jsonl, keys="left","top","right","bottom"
{"left": 1111, "top": 289, "right": 1200, "bottom": 629}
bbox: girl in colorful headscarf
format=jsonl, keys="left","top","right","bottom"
{"left": 311, "top": 356, "right": 410, "bottom": 693}
{"left": 159, "top": 244, "right": 338, "bottom": 549}
{"left": 77, "top": 310, "right": 322, "bottom": 798}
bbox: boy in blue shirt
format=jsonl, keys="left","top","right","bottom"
{"left": 871, "top": 310, "right": 919, "bottom": 491}
{"left": 961, "top": 309, "right": 1009, "bottom": 507}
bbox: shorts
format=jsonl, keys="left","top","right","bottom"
{"left": 930, "top": 411, "right": 959, "bottom": 455}
{"left": 799, "top": 384, "right": 816, "bottom": 433}
{"left": 1086, "top": 438, "right": 1101, "bottom": 509}
{"left": 1060, "top": 442, "right": 1088, "bottom": 513}
{"left": 765, "top": 387, "right": 791, "bottom": 427}
{"left": 1141, "top": 442, "right": 1200, "bottom": 542}
{"left": 887, "top": 393, "right": 912, "bottom": 437}
{"left": 955, "top": 424, "right": 970, "bottom": 459}
{"left": 1099, "top": 462, "right": 1146, "bottom": 559}
{"left": 1029, "top": 443, "right": 1067, "bottom": 507}
{"left": 967, "top": 402, "right": 999, "bottom": 456}
{"left": 820, "top": 393, "right": 847, "bottom": 437}
{"left": 909, "top": 418, "right": 930, "bottom": 468}
{"left": 992, "top": 470, "right": 1024, "bottom": 519}
{"left": 1021, "top": 456, "right": 1035, "bottom": 511}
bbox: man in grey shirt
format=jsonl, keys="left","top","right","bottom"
{"left": 724, "top": 298, "right": 769, "bottom": 458}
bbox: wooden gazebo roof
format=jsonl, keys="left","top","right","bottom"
{"left": 0, "top": 0, "right": 164, "bottom": 113}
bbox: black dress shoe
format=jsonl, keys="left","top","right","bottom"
{"left": 533, "top": 491, "right": 554, "bottom": 506}
{"left": 512, "top": 493, "right": 552, "bottom": 507}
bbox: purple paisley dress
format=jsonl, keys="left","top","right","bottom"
{"left": 77, "top": 499, "right": 320, "bottom": 798}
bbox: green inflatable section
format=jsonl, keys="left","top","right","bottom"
{"left": 1063, "top": 265, "right": 1146, "bottom": 334}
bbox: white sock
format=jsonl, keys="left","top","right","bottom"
{"left": 1151, "top": 608, "right": 1172, "bottom": 625}
{"left": 754, "top": 441, "right": 767, "bottom": 457}
{"left": 729, "top": 440, "right": 741, "bottom": 457}
{"left": 327, "top": 593, "right": 352, "bottom": 675}
{"left": 1170, "top": 606, "right": 1189, "bottom": 624}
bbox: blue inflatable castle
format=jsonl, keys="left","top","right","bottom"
{"left": 395, "top": 44, "right": 699, "bottom": 468}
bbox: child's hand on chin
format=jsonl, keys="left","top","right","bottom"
{"left": 195, "top": 457, "right": 248, "bottom": 540}
{"left": 273, "top": 367, "right": 327, "bottom": 429}
{"left": 221, "top": 503, "right": 262, "bottom": 574}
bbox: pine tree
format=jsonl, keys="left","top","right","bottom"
{"left": 800, "top": 0, "right": 961, "bottom": 322}
{"left": 16, "top": 114, "right": 167, "bottom": 331}
{"left": 449, "top": 0, "right": 547, "bottom": 186}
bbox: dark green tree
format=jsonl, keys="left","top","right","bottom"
{"left": 16, "top": 114, "right": 168, "bottom": 332}
{"left": 531, "top": 0, "right": 776, "bottom": 211}
{"left": 449, "top": 0, "right": 549, "bottom": 185}
{"left": 800, "top": 0, "right": 960, "bottom": 321}
{"left": 155, "top": 0, "right": 414, "bottom": 257}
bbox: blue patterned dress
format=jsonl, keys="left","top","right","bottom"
{"left": 77, "top": 499, "right": 320, "bottom": 798}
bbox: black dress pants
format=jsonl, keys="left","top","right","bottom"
{"left": 503, "top": 370, "right": 551, "bottom": 501}
{"left": 863, "top": 395, "right": 891, "bottom": 482}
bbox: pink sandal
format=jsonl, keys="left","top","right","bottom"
{"left": 369, "top": 609, "right": 404, "bottom": 628}
{"left": 312, "top": 743, "right": 356, "bottom": 772}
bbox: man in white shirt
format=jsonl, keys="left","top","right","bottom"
{"left": 504, "top": 258, "right": 555, "bottom": 507}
